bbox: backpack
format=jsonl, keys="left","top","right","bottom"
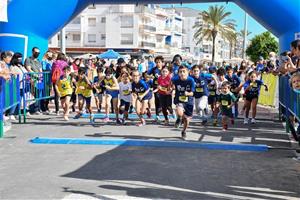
{"left": 51, "top": 67, "right": 61, "bottom": 84}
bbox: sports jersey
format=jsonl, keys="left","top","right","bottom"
{"left": 243, "top": 80, "right": 264, "bottom": 96}
{"left": 76, "top": 79, "right": 92, "bottom": 97}
{"left": 57, "top": 76, "right": 73, "bottom": 97}
{"left": 172, "top": 76, "right": 195, "bottom": 105}
{"left": 119, "top": 82, "right": 132, "bottom": 103}
{"left": 192, "top": 73, "right": 212, "bottom": 98}
{"left": 132, "top": 79, "right": 149, "bottom": 97}
{"left": 218, "top": 92, "right": 237, "bottom": 111}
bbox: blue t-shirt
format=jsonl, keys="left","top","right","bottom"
{"left": 147, "top": 67, "right": 161, "bottom": 88}
{"left": 172, "top": 64, "right": 180, "bottom": 77}
{"left": 256, "top": 63, "right": 265, "bottom": 72}
{"left": 225, "top": 74, "right": 241, "bottom": 90}
{"left": 147, "top": 61, "right": 156, "bottom": 73}
{"left": 192, "top": 73, "right": 212, "bottom": 98}
{"left": 41, "top": 60, "right": 52, "bottom": 71}
{"left": 243, "top": 80, "right": 264, "bottom": 96}
{"left": 172, "top": 76, "right": 195, "bottom": 105}
{"left": 144, "top": 79, "right": 153, "bottom": 95}
{"left": 132, "top": 79, "right": 149, "bottom": 94}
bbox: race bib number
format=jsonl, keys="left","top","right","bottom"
{"left": 123, "top": 89, "right": 130, "bottom": 95}
{"left": 179, "top": 95, "right": 188, "bottom": 102}
{"left": 209, "top": 91, "right": 216, "bottom": 95}
{"left": 160, "top": 86, "right": 167, "bottom": 92}
{"left": 251, "top": 82, "right": 257, "bottom": 88}
{"left": 221, "top": 100, "right": 229, "bottom": 106}
{"left": 154, "top": 80, "right": 158, "bottom": 85}
{"left": 196, "top": 87, "right": 203, "bottom": 92}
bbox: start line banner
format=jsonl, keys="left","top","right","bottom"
{"left": 258, "top": 73, "right": 278, "bottom": 107}
{"left": 0, "top": 0, "right": 8, "bottom": 22}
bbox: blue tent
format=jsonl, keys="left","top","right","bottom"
{"left": 98, "top": 50, "right": 122, "bottom": 59}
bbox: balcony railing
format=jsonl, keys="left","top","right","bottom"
{"left": 140, "top": 41, "right": 156, "bottom": 48}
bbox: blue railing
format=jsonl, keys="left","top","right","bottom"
{"left": 0, "top": 75, "right": 21, "bottom": 138}
{"left": 278, "top": 75, "right": 300, "bottom": 142}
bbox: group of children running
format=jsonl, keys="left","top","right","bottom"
{"left": 55, "top": 55, "right": 268, "bottom": 139}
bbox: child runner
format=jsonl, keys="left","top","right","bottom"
{"left": 225, "top": 65, "right": 242, "bottom": 118}
{"left": 213, "top": 67, "right": 228, "bottom": 126}
{"left": 74, "top": 68, "right": 94, "bottom": 123}
{"left": 191, "top": 65, "right": 217, "bottom": 125}
{"left": 148, "top": 55, "right": 163, "bottom": 121}
{"left": 207, "top": 66, "right": 218, "bottom": 118}
{"left": 93, "top": 67, "right": 104, "bottom": 113}
{"left": 55, "top": 66, "right": 73, "bottom": 121}
{"left": 131, "top": 70, "right": 151, "bottom": 127}
{"left": 217, "top": 81, "right": 237, "bottom": 131}
{"left": 157, "top": 66, "right": 173, "bottom": 125}
{"left": 143, "top": 72, "right": 153, "bottom": 118}
{"left": 119, "top": 72, "right": 132, "bottom": 124}
{"left": 103, "top": 68, "right": 120, "bottom": 124}
{"left": 243, "top": 71, "right": 268, "bottom": 124}
{"left": 172, "top": 65, "right": 195, "bottom": 139}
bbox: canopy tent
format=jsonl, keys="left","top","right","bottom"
{"left": 74, "top": 53, "right": 96, "bottom": 59}
{"left": 98, "top": 50, "right": 122, "bottom": 59}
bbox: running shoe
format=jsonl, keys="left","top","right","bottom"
{"left": 181, "top": 131, "right": 186, "bottom": 140}
{"left": 146, "top": 110, "right": 152, "bottom": 119}
{"left": 222, "top": 124, "right": 228, "bottom": 131}
{"left": 251, "top": 118, "right": 256, "bottom": 124}
{"left": 244, "top": 118, "right": 249, "bottom": 124}
{"left": 155, "top": 115, "right": 161, "bottom": 122}
{"left": 73, "top": 113, "right": 82, "bottom": 119}
{"left": 136, "top": 119, "right": 146, "bottom": 127}
{"left": 90, "top": 115, "right": 95, "bottom": 124}
{"left": 64, "top": 115, "right": 69, "bottom": 121}
{"left": 213, "top": 119, "right": 218, "bottom": 126}
{"left": 164, "top": 120, "right": 169, "bottom": 126}
{"left": 202, "top": 119, "right": 208, "bottom": 125}
{"left": 116, "top": 119, "right": 122, "bottom": 125}
{"left": 175, "top": 118, "right": 181, "bottom": 128}
{"left": 103, "top": 117, "right": 110, "bottom": 123}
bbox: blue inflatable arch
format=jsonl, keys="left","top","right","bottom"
{"left": 0, "top": 0, "right": 299, "bottom": 58}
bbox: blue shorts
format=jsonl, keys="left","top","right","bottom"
{"left": 176, "top": 103, "right": 194, "bottom": 118}
{"left": 106, "top": 90, "right": 119, "bottom": 99}
{"left": 120, "top": 99, "right": 130, "bottom": 112}
{"left": 78, "top": 94, "right": 92, "bottom": 106}
{"left": 143, "top": 92, "right": 152, "bottom": 101}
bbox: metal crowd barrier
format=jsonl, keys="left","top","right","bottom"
{"left": 278, "top": 75, "right": 300, "bottom": 142}
{"left": 0, "top": 75, "right": 21, "bottom": 138}
{"left": 22, "top": 72, "right": 52, "bottom": 122}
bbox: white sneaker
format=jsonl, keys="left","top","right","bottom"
{"left": 251, "top": 118, "right": 256, "bottom": 124}
{"left": 244, "top": 118, "right": 249, "bottom": 124}
{"left": 3, "top": 115, "right": 9, "bottom": 121}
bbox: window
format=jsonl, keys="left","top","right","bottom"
{"left": 88, "top": 18, "right": 96, "bottom": 27}
{"left": 120, "top": 15, "right": 133, "bottom": 28}
{"left": 101, "top": 17, "right": 106, "bottom": 23}
{"left": 71, "top": 17, "right": 80, "bottom": 24}
{"left": 73, "top": 34, "right": 80, "bottom": 42}
{"left": 101, "top": 34, "right": 106, "bottom": 40}
{"left": 121, "top": 33, "right": 133, "bottom": 45}
{"left": 88, "top": 34, "right": 96, "bottom": 43}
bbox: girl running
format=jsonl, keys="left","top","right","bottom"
{"left": 243, "top": 71, "right": 268, "bottom": 124}
{"left": 55, "top": 66, "right": 73, "bottom": 121}
{"left": 103, "top": 68, "right": 120, "bottom": 124}
{"left": 157, "top": 66, "right": 173, "bottom": 125}
{"left": 119, "top": 72, "right": 132, "bottom": 124}
{"left": 131, "top": 70, "right": 151, "bottom": 127}
{"left": 93, "top": 67, "right": 105, "bottom": 113}
{"left": 143, "top": 72, "right": 153, "bottom": 118}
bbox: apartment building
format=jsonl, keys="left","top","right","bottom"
{"left": 49, "top": 4, "right": 183, "bottom": 58}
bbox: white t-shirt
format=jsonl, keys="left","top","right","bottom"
{"left": 119, "top": 82, "right": 132, "bottom": 103}
{"left": 216, "top": 77, "right": 228, "bottom": 95}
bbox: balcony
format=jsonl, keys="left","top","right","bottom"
{"left": 140, "top": 41, "right": 156, "bottom": 48}
{"left": 140, "top": 25, "right": 156, "bottom": 32}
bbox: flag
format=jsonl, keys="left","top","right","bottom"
{"left": 0, "top": 0, "right": 8, "bottom": 22}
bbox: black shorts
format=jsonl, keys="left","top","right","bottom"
{"left": 78, "top": 94, "right": 92, "bottom": 106}
{"left": 177, "top": 103, "right": 194, "bottom": 118}
{"left": 221, "top": 107, "right": 233, "bottom": 117}
{"left": 208, "top": 95, "right": 217, "bottom": 105}
{"left": 120, "top": 99, "right": 130, "bottom": 112}
{"left": 60, "top": 94, "right": 71, "bottom": 100}
{"left": 245, "top": 93, "right": 258, "bottom": 102}
{"left": 159, "top": 94, "right": 172, "bottom": 109}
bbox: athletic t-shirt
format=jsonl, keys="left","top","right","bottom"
{"left": 225, "top": 74, "right": 241, "bottom": 91}
{"left": 243, "top": 80, "right": 264, "bottom": 96}
{"left": 119, "top": 82, "right": 132, "bottom": 103}
{"left": 132, "top": 79, "right": 149, "bottom": 96}
{"left": 192, "top": 73, "right": 212, "bottom": 98}
{"left": 147, "top": 67, "right": 161, "bottom": 89}
{"left": 172, "top": 76, "right": 195, "bottom": 105}
{"left": 157, "top": 75, "right": 171, "bottom": 95}
{"left": 218, "top": 92, "right": 237, "bottom": 110}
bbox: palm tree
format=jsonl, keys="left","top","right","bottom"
{"left": 238, "top": 30, "right": 252, "bottom": 37}
{"left": 227, "top": 31, "right": 237, "bottom": 59}
{"left": 193, "top": 5, "right": 236, "bottom": 63}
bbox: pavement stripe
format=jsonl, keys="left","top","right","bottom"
{"left": 30, "top": 137, "right": 269, "bottom": 152}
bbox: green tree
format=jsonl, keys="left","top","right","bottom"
{"left": 246, "top": 31, "right": 278, "bottom": 62}
{"left": 193, "top": 5, "right": 236, "bottom": 63}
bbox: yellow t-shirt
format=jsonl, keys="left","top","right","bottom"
{"left": 76, "top": 79, "right": 92, "bottom": 97}
{"left": 58, "top": 76, "right": 73, "bottom": 97}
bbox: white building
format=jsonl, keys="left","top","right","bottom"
{"left": 49, "top": 4, "right": 183, "bottom": 58}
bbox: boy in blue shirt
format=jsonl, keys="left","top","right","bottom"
{"left": 172, "top": 65, "right": 195, "bottom": 139}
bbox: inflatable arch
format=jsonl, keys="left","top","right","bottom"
{"left": 0, "top": 0, "right": 299, "bottom": 58}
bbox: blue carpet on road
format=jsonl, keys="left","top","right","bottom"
{"left": 30, "top": 137, "right": 269, "bottom": 152}
{"left": 81, "top": 113, "right": 175, "bottom": 119}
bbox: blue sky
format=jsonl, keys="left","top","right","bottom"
{"left": 161, "top": 2, "right": 269, "bottom": 40}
